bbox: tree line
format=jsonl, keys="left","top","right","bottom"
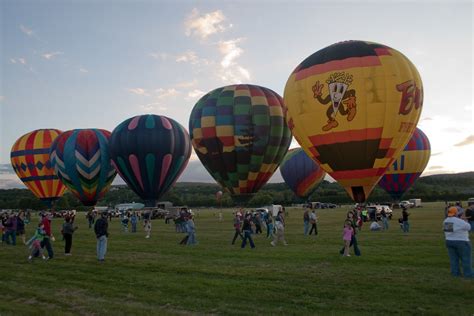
{"left": 1, "top": 172, "right": 473, "bottom": 211}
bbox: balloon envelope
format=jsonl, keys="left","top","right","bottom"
{"left": 189, "top": 84, "right": 292, "bottom": 201}
{"left": 11, "top": 129, "right": 67, "bottom": 208}
{"left": 280, "top": 148, "right": 326, "bottom": 199}
{"left": 284, "top": 40, "right": 423, "bottom": 202}
{"left": 50, "top": 129, "right": 117, "bottom": 206}
{"left": 110, "top": 115, "right": 192, "bottom": 207}
{"left": 378, "top": 128, "right": 430, "bottom": 200}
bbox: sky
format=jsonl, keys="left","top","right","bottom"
{"left": 1, "top": 0, "right": 473, "bottom": 189}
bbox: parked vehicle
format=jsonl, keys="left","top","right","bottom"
{"left": 468, "top": 198, "right": 474, "bottom": 207}
{"left": 399, "top": 200, "right": 414, "bottom": 208}
{"left": 409, "top": 199, "right": 422, "bottom": 207}
{"left": 367, "top": 205, "right": 393, "bottom": 220}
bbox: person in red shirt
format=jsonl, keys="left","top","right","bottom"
{"left": 40, "top": 212, "right": 54, "bottom": 259}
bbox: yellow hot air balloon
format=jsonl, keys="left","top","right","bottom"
{"left": 10, "top": 129, "right": 67, "bottom": 208}
{"left": 284, "top": 40, "right": 423, "bottom": 202}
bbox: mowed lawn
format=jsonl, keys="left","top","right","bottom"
{"left": 0, "top": 202, "right": 472, "bottom": 315}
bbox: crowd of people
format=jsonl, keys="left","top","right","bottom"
{"left": 1, "top": 201, "right": 473, "bottom": 279}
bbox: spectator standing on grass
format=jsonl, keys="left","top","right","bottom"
{"left": 443, "top": 206, "right": 472, "bottom": 278}
{"left": 94, "top": 211, "right": 109, "bottom": 262}
{"left": 61, "top": 216, "right": 78, "bottom": 256}
{"left": 339, "top": 211, "right": 361, "bottom": 256}
{"left": 186, "top": 215, "right": 197, "bottom": 246}
{"left": 143, "top": 211, "right": 152, "bottom": 239}
{"left": 402, "top": 207, "right": 410, "bottom": 233}
{"left": 241, "top": 213, "right": 255, "bottom": 249}
{"left": 271, "top": 210, "right": 288, "bottom": 246}
{"left": 41, "top": 213, "right": 54, "bottom": 259}
{"left": 465, "top": 205, "right": 474, "bottom": 232}
{"left": 303, "top": 209, "right": 310, "bottom": 236}
{"left": 309, "top": 210, "right": 318, "bottom": 236}
{"left": 380, "top": 208, "right": 389, "bottom": 230}
{"left": 265, "top": 211, "right": 274, "bottom": 239}
{"left": 4, "top": 213, "right": 17, "bottom": 245}
{"left": 231, "top": 212, "right": 244, "bottom": 245}
{"left": 130, "top": 212, "right": 138, "bottom": 233}
{"left": 342, "top": 221, "right": 353, "bottom": 256}
{"left": 16, "top": 211, "right": 26, "bottom": 244}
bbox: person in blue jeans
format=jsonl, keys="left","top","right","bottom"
{"left": 303, "top": 209, "right": 310, "bottom": 235}
{"left": 402, "top": 207, "right": 410, "bottom": 233}
{"left": 94, "top": 212, "right": 109, "bottom": 262}
{"left": 443, "top": 206, "right": 472, "bottom": 278}
{"left": 241, "top": 213, "right": 255, "bottom": 249}
{"left": 4, "top": 213, "right": 17, "bottom": 245}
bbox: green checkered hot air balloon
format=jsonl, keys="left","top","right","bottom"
{"left": 189, "top": 84, "right": 292, "bottom": 202}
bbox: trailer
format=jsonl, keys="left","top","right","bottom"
{"left": 409, "top": 199, "right": 422, "bottom": 208}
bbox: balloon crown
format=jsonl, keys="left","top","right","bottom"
{"left": 326, "top": 72, "right": 353, "bottom": 86}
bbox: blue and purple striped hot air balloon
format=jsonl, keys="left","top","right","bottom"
{"left": 279, "top": 148, "right": 326, "bottom": 199}
{"left": 110, "top": 115, "right": 192, "bottom": 207}
{"left": 378, "top": 128, "right": 430, "bottom": 200}
{"left": 49, "top": 129, "right": 117, "bottom": 206}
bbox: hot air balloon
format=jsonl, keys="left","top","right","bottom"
{"left": 49, "top": 129, "right": 117, "bottom": 206}
{"left": 378, "top": 128, "right": 430, "bottom": 200}
{"left": 280, "top": 148, "right": 326, "bottom": 199}
{"left": 110, "top": 115, "right": 192, "bottom": 207}
{"left": 284, "top": 40, "right": 423, "bottom": 203}
{"left": 11, "top": 129, "right": 67, "bottom": 208}
{"left": 189, "top": 84, "right": 292, "bottom": 202}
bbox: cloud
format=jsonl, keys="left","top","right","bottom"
{"left": 149, "top": 52, "right": 168, "bottom": 60}
{"left": 79, "top": 67, "right": 89, "bottom": 73}
{"left": 41, "top": 51, "right": 63, "bottom": 60}
{"left": 429, "top": 165, "right": 445, "bottom": 170}
{"left": 454, "top": 135, "right": 474, "bottom": 147}
{"left": 186, "top": 89, "right": 206, "bottom": 101}
{"left": 175, "top": 51, "right": 210, "bottom": 66}
{"left": 10, "top": 58, "right": 27, "bottom": 65}
{"left": 20, "top": 24, "right": 34, "bottom": 36}
{"left": 217, "top": 39, "right": 251, "bottom": 83}
{"left": 155, "top": 88, "right": 180, "bottom": 99}
{"left": 175, "top": 80, "right": 198, "bottom": 88}
{"left": 139, "top": 102, "right": 168, "bottom": 112}
{"left": 128, "top": 88, "right": 150, "bottom": 96}
{"left": 184, "top": 9, "right": 227, "bottom": 39}
{"left": 0, "top": 96, "right": 4, "bottom": 102}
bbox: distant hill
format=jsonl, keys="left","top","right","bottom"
{"left": 1, "top": 172, "right": 473, "bottom": 210}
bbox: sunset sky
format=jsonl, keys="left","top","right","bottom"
{"left": 1, "top": 0, "right": 472, "bottom": 189}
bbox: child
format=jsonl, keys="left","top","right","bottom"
{"left": 26, "top": 223, "right": 47, "bottom": 261}
{"left": 342, "top": 221, "right": 353, "bottom": 257}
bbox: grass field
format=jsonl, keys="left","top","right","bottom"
{"left": 0, "top": 202, "right": 473, "bottom": 315}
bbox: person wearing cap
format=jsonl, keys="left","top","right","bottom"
{"left": 443, "top": 206, "right": 472, "bottom": 278}
{"left": 94, "top": 211, "right": 109, "bottom": 262}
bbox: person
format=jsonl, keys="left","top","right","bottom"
{"left": 443, "top": 206, "right": 472, "bottom": 278}
{"left": 402, "top": 207, "right": 410, "bottom": 233}
{"left": 130, "top": 212, "right": 138, "bottom": 233}
{"left": 186, "top": 215, "right": 197, "bottom": 246}
{"left": 380, "top": 207, "right": 389, "bottom": 230}
{"left": 121, "top": 213, "right": 129, "bottom": 232}
{"left": 339, "top": 211, "right": 361, "bottom": 256}
{"left": 16, "top": 211, "right": 26, "bottom": 244}
{"left": 87, "top": 210, "right": 95, "bottom": 229}
{"left": 40, "top": 213, "right": 54, "bottom": 259}
{"left": 26, "top": 223, "right": 47, "bottom": 261}
{"left": 265, "top": 211, "right": 274, "bottom": 239}
{"left": 309, "top": 210, "right": 318, "bottom": 236}
{"left": 231, "top": 212, "right": 244, "bottom": 245}
{"left": 342, "top": 221, "right": 353, "bottom": 256}
{"left": 370, "top": 221, "right": 382, "bottom": 231}
{"left": 62, "top": 216, "right": 78, "bottom": 255}
{"left": 94, "top": 211, "right": 109, "bottom": 262}
{"left": 4, "top": 213, "right": 17, "bottom": 245}
{"left": 271, "top": 210, "right": 288, "bottom": 246}
{"left": 303, "top": 209, "right": 310, "bottom": 235}
{"left": 241, "top": 213, "right": 255, "bottom": 249}
{"left": 254, "top": 212, "right": 262, "bottom": 234}
{"left": 143, "top": 211, "right": 152, "bottom": 239}
{"left": 464, "top": 205, "right": 474, "bottom": 232}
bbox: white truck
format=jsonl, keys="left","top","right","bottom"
{"left": 409, "top": 199, "right": 422, "bottom": 208}
{"left": 257, "top": 204, "right": 283, "bottom": 217}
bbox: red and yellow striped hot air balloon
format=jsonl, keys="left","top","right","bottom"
{"left": 10, "top": 129, "right": 67, "bottom": 208}
{"left": 284, "top": 40, "right": 423, "bottom": 203}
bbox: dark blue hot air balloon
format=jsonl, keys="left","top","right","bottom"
{"left": 110, "top": 115, "right": 192, "bottom": 206}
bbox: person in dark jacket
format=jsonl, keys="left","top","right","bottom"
{"left": 94, "top": 211, "right": 109, "bottom": 262}
{"left": 241, "top": 213, "right": 255, "bottom": 249}
{"left": 62, "top": 216, "right": 78, "bottom": 255}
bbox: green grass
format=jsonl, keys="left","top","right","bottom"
{"left": 1, "top": 202, "right": 473, "bottom": 315}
